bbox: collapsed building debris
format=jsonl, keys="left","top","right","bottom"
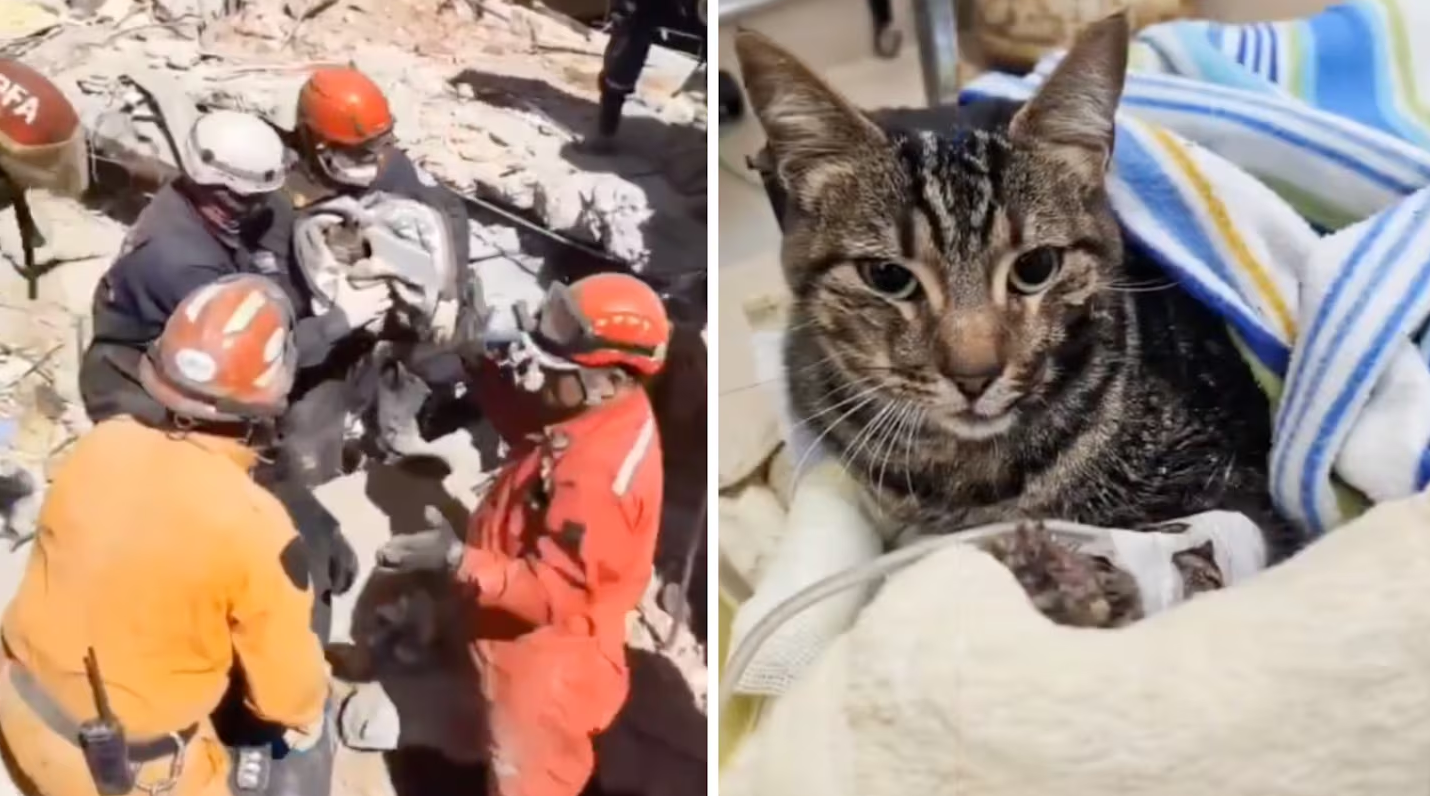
{"left": 0, "top": 0, "right": 708, "bottom": 793}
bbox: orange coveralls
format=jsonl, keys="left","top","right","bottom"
{"left": 0, "top": 417, "right": 329, "bottom": 796}
{"left": 459, "top": 362, "right": 664, "bottom": 796}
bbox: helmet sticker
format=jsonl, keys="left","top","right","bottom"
{"left": 223, "top": 289, "right": 267, "bottom": 334}
{"left": 173, "top": 348, "right": 218, "bottom": 383}
{"left": 183, "top": 282, "right": 224, "bottom": 322}
{"left": 263, "top": 328, "right": 287, "bottom": 364}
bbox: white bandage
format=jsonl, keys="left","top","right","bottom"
{"left": 1034, "top": 513, "right": 1270, "bottom": 615}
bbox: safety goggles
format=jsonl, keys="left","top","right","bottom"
{"left": 518, "top": 281, "right": 660, "bottom": 370}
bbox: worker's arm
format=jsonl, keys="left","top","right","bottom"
{"left": 228, "top": 500, "right": 329, "bottom": 729}
{"left": 110, "top": 239, "right": 233, "bottom": 328}
{"left": 292, "top": 311, "right": 357, "bottom": 369}
{"left": 456, "top": 479, "right": 644, "bottom": 626}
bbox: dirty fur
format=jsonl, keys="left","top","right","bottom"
{"left": 735, "top": 15, "right": 1299, "bottom": 623}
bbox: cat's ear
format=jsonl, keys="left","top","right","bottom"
{"left": 734, "top": 29, "right": 888, "bottom": 205}
{"left": 1009, "top": 12, "right": 1129, "bottom": 176}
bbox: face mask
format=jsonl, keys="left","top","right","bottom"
{"left": 316, "top": 144, "right": 383, "bottom": 187}
{"left": 190, "top": 184, "right": 267, "bottom": 239}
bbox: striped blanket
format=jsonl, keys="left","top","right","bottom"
{"left": 963, "top": 0, "right": 1430, "bottom": 539}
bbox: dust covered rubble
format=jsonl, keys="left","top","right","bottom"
{"left": 10, "top": 0, "right": 707, "bottom": 277}
{"left": 0, "top": 3, "right": 708, "bottom": 792}
{"left": 0, "top": 0, "right": 710, "bottom": 528}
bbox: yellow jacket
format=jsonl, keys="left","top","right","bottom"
{"left": 2, "top": 417, "right": 327, "bottom": 737}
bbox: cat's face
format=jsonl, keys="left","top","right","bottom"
{"left": 738, "top": 15, "right": 1129, "bottom": 442}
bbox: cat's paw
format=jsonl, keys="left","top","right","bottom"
{"left": 981, "top": 521, "right": 1144, "bottom": 627}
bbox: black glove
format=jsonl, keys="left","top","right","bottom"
{"left": 329, "top": 529, "right": 359, "bottom": 596}
{"left": 375, "top": 508, "right": 462, "bottom": 574}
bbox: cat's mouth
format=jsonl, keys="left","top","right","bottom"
{"left": 945, "top": 410, "right": 1017, "bottom": 441}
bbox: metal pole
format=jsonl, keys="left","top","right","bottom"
{"left": 911, "top": 0, "right": 961, "bottom": 108}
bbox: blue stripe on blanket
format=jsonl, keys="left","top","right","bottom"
{"left": 1309, "top": 237, "right": 1430, "bottom": 520}
{"left": 1109, "top": 130, "right": 1293, "bottom": 374}
{"left": 1308, "top": 4, "right": 1414, "bottom": 144}
{"left": 1302, "top": 214, "right": 1430, "bottom": 531}
{"left": 1121, "top": 97, "right": 1419, "bottom": 193}
{"left": 1270, "top": 210, "right": 1394, "bottom": 519}
{"left": 1295, "top": 205, "right": 1425, "bottom": 531}
{"left": 1127, "top": 73, "right": 1430, "bottom": 184}
{"left": 1265, "top": 24, "right": 1280, "bottom": 84}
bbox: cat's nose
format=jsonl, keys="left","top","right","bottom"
{"left": 950, "top": 371, "right": 998, "bottom": 400}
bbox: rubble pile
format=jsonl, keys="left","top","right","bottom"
{"left": 0, "top": 0, "right": 709, "bottom": 794}
{"left": 6, "top": 0, "right": 706, "bottom": 275}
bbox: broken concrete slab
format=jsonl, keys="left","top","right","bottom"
{"left": 12, "top": 0, "right": 706, "bottom": 278}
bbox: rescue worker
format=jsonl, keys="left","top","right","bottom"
{"left": 80, "top": 108, "right": 393, "bottom": 427}
{"left": 0, "top": 275, "right": 332, "bottom": 796}
{"left": 372, "top": 272, "right": 671, "bottom": 796}
{"left": 273, "top": 65, "right": 474, "bottom": 474}
{"left": 589, "top": 0, "right": 706, "bottom": 152}
{"left": 77, "top": 108, "right": 375, "bottom": 644}
{"left": 281, "top": 65, "right": 469, "bottom": 267}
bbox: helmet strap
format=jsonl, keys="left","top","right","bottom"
{"left": 165, "top": 412, "right": 274, "bottom": 448}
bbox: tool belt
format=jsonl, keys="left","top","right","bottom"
{"left": 8, "top": 662, "right": 198, "bottom": 762}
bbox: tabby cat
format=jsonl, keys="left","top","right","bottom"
{"left": 735, "top": 14, "right": 1298, "bottom": 623}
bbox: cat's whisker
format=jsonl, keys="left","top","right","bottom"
{"left": 717, "top": 357, "right": 875, "bottom": 398}
{"left": 1104, "top": 280, "right": 1178, "bottom": 294}
{"left": 784, "top": 377, "right": 884, "bottom": 437}
{"left": 790, "top": 391, "right": 883, "bottom": 485}
{"left": 839, "top": 402, "right": 895, "bottom": 476}
{"left": 859, "top": 402, "right": 904, "bottom": 487}
{"left": 902, "top": 407, "right": 924, "bottom": 496}
{"left": 875, "top": 402, "right": 912, "bottom": 498}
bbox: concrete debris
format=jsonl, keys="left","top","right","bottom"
{"left": 7, "top": 0, "right": 706, "bottom": 277}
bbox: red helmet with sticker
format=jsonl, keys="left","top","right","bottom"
{"left": 526, "top": 272, "right": 671, "bottom": 377}
{"left": 140, "top": 275, "right": 298, "bottom": 423}
{"left": 0, "top": 58, "right": 88, "bottom": 197}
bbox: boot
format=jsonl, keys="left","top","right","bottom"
{"left": 579, "top": 90, "right": 627, "bottom": 155}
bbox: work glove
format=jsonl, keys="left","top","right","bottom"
{"left": 375, "top": 507, "right": 462, "bottom": 574}
{"left": 329, "top": 276, "right": 394, "bottom": 332}
{"left": 330, "top": 529, "right": 359, "bottom": 597}
{"left": 281, "top": 712, "right": 326, "bottom": 753}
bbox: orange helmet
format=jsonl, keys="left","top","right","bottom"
{"left": 296, "top": 66, "right": 394, "bottom": 147}
{"left": 296, "top": 67, "right": 395, "bottom": 186}
{"left": 139, "top": 275, "right": 298, "bottom": 424}
{"left": 526, "top": 272, "right": 671, "bottom": 377}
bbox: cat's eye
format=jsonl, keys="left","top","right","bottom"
{"left": 857, "top": 261, "right": 920, "bottom": 300}
{"left": 1008, "top": 247, "right": 1063, "bottom": 295}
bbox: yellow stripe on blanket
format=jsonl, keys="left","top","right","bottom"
{"left": 1148, "top": 126, "right": 1297, "bottom": 342}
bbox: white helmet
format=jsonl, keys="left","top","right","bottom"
{"left": 182, "top": 110, "right": 286, "bottom": 195}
